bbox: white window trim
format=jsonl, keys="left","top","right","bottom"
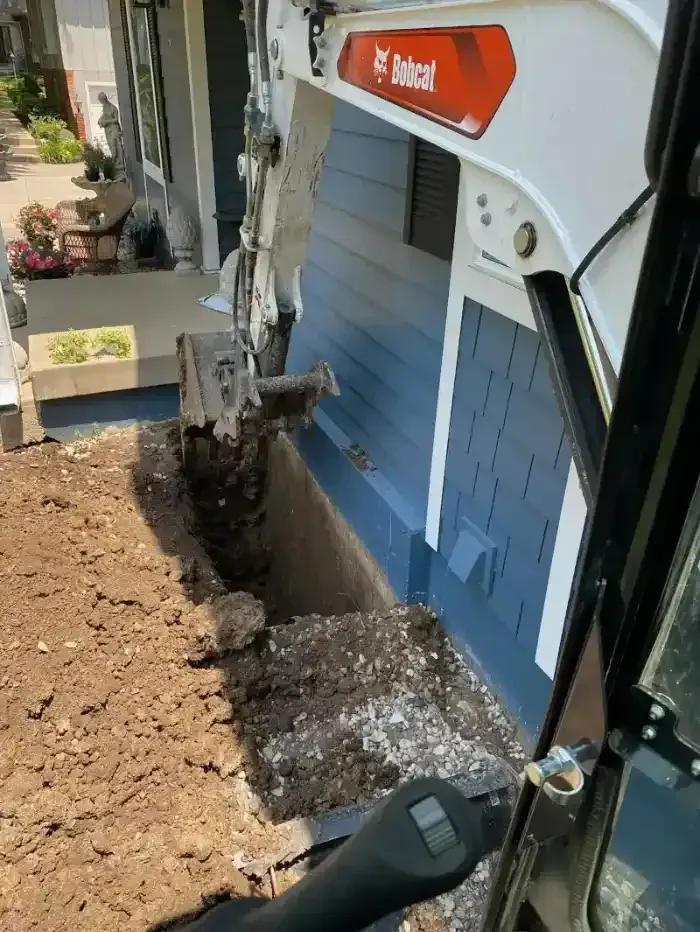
{"left": 426, "top": 164, "right": 536, "bottom": 551}
{"left": 535, "top": 462, "right": 587, "bottom": 678}
{"left": 426, "top": 163, "right": 588, "bottom": 682}
{"left": 183, "top": 0, "right": 220, "bottom": 271}
{"left": 125, "top": 1, "right": 168, "bottom": 206}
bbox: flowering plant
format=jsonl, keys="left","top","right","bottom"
{"left": 6, "top": 239, "right": 74, "bottom": 281}
{"left": 16, "top": 201, "right": 57, "bottom": 249}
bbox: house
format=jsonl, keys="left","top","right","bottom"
{"left": 0, "top": 0, "right": 31, "bottom": 74}
{"left": 24, "top": 0, "right": 119, "bottom": 144}
{"left": 105, "top": 0, "right": 248, "bottom": 271}
{"left": 98, "top": 0, "right": 591, "bottom": 740}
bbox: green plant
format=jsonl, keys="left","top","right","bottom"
{"left": 82, "top": 141, "right": 104, "bottom": 181}
{"left": 28, "top": 97, "right": 59, "bottom": 120}
{"left": 102, "top": 154, "right": 116, "bottom": 180}
{"left": 48, "top": 330, "right": 91, "bottom": 365}
{"left": 129, "top": 215, "right": 159, "bottom": 259}
{"left": 29, "top": 115, "right": 67, "bottom": 141}
{"left": 47, "top": 327, "right": 133, "bottom": 365}
{"left": 38, "top": 136, "right": 84, "bottom": 164}
{"left": 94, "top": 328, "right": 132, "bottom": 358}
{"left": 3, "top": 74, "right": 55, "bottom": 124}
{"left": 16, "top": 202, "right": 57, "bottom": 248}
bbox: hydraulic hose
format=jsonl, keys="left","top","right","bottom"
{"left": 255, "top": 0, "right": 273, "bottom": 129}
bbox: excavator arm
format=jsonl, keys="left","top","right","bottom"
{"left": 207, "top": 0, "right": 665, "bottom": 504}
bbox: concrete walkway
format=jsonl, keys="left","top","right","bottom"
{"left": 0, "top": 109, "right": 79, "bottom": 241}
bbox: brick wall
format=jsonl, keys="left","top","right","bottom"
{"left": 439, "top": 299, "right": 571, "bottom": 653}
{"left": 42, "top": 67, "right": 86, "bottom": 140}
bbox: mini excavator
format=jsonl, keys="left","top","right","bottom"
{"left": 177, "top": 0, "right": 700, "bottom": 929}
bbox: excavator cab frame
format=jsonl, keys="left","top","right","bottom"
{"left": 483, "top": 0, "right": 700, "bottom": 928}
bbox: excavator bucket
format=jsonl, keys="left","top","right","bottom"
{"left": 177, "top": 329, "right": 338, "bottom": 482}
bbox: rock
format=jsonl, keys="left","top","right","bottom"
{"left": 90, "top": 832, "right": 115, "bottom": 855}
{"left": 176, "top": 833, "right": 212, "bottom": 862}
{"left": 275, "top": 711, "right": 294, "bottom": 733}
{"left": 11, "top": 342, "right": 28, "bottom": 371}
{"left": 37, "top": 642, "right": 50, "bottom": 653}
{"left": 187, "top": 592, "right": 266, "bottom": 663}
{"left": 278, "top": 759, "right": 293, "bottom": 777}
{"left": 26, "top": 686, "right": 54, "bottom": 720}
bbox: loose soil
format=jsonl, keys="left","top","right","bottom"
{"left": 0, "top": 424, "right": 521, "bottom": 932}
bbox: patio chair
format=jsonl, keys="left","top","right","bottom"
{"left": 55, "top": 183, "right": 136, "bottom": 273}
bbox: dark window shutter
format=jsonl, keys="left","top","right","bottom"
{"left": 119, "top": 0, "right": 142, "bottom": 163}
{"left": 404, "top": 136, "right": 460, "bottom": 262}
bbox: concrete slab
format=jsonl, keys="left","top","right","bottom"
{"left": 25, "top": 271, "right": 228, "bottom": 401}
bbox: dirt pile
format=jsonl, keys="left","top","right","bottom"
{"left": 0, "top": 424, "right": 520, "bottom": 932}
{"left": 0, "top": 427, "right": 282, "bottom": 931}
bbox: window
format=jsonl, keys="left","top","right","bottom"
{"left": 403, "top": 136, "right": 459, "bottom": 262}
{"left": 124, "top": 1, "right": 171, "bottom": 183}
{"left": 131, "top": 5, "right": 161, "bottom": 168}
{"left": 0, "top": 26, "right": 11, "bottom": 65}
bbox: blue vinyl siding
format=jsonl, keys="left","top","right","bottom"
{"left": 438, "top": 300, "right": 570, "bottom": 652}
{"left": 289, "top": 101, "right": 450, "bottom": 516}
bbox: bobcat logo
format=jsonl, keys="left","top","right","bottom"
{"left": 373, "top": 43, "right": 390, "bottom": 82}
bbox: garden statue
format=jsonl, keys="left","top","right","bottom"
{"left": 97, "top": 93, "right": 126, "bottom": 180}
{"left": 166, "top": 205, "right": 199, "bottom": 274}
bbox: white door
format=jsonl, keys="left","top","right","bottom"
{"left": 85, "top": 81, "right": 120, "bottom": 150}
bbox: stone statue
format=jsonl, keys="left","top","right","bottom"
{"left": 97, "top": 92, "right": 126, "bottom": 180}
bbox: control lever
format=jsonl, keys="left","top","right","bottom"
{"left": 185, "top": 777, "right": 506, "bottom": 932}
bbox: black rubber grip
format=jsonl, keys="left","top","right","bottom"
{"left": 236, "top": 777, "right": 490, "bottom": 932}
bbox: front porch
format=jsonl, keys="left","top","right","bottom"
{"left": 10, "top": 269, "right": 228, "bottom": 442}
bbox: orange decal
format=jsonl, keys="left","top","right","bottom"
{"left": 337, "top": 26, "right": 516, "bottom": 139}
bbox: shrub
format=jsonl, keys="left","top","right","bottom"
{"left": 38, "top": 136, "right": 84, "bottom": 164}
{"left": 29, "top": 115, "right": 67, "bottom": 141}
{"left": 6, "top": 239, "right": 74, "bottom": 282}
{"left": 28, "top": 97, "right": 59, "bottom": 120}
{"left": 5, "top": 74, "right": 57, "bottom": 124}
{"left": 16, "top": 202, "right": 57, "bottom": 249}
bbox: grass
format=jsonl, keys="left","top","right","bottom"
{"left": 48, "top": 327, "right": 132, "bottom": 365}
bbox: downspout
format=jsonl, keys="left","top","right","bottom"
{"left": 0, "top": 224, "right": 20, "bottom": 416}
{"left": 0, "top": 289, "right": 21, "bottom": 416}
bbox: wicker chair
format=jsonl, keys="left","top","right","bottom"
{"left": 55, "top": 183, "right": 136, "bottom": 273}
